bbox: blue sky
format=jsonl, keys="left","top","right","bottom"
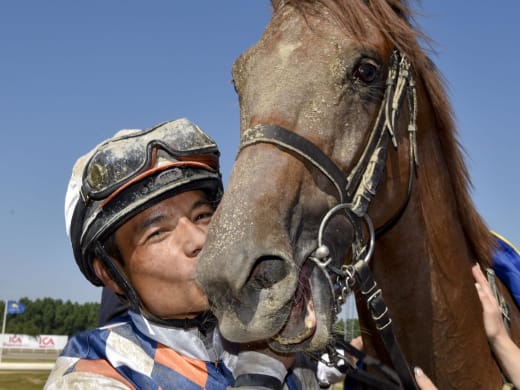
{"left": 0, "top": 1, "right": 518, "bottom": 304}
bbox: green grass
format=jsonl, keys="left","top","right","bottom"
{"left": 0, "top": 368, "right": 346, "bottom": 389}
{"left": 0, "top": 371, "right": 50, "bottom": 390}
{"left": 1, "top": 358, "right": 55, "bottom": 363}
{"left": 0, "top": 350, "right": 55, "bottom": 389}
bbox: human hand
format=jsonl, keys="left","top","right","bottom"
{"left": 471, "top": 264, "right": 508, "bottom": 342}
{"left": 414, "top": 367, "right": 437, "bottom": 390}
{"left": 316, "top": 336, "right": 364, "bottom": 386}
{"left": 471, "top": 263, "right": 520, "bottom": 388}
{"left": 350, "top": 335, "right": 363, "bottom": 351}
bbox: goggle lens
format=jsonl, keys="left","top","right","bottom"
{"left": 81, "top": 120, "right": 219, "bottom": 202}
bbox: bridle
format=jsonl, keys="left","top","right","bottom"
{"left": 238, "top": 50, "right": 419, "bottom": 389}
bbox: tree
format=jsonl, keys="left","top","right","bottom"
{"left": 1, "top": 298, "right": 100, "bottom": 336}
{"left": 334, "top": 318, "right": 360, "bottom": 340}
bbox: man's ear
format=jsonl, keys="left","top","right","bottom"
{"left": 92, "top": 258, "right": 125, "bottom": 295}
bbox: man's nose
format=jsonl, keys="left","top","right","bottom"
{"left": 176, "top": 217, "right": 206, "bottom": 257}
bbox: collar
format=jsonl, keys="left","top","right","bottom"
{"left": 128, "top": 310, "right": 227, "bottom": 361}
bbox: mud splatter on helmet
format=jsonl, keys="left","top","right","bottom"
{"left": 65, "top": 118, "right": 223, "bottom": 287}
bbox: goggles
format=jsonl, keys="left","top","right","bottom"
{"left": 80, "top": 119, "right": 220, "bottom": 204}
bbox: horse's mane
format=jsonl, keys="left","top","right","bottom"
{"left": 273, "top": 0, "right": 495, "bottom": 266}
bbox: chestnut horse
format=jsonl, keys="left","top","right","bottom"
{"left": 197, "top": 1, "right": 520, "bottom": 388}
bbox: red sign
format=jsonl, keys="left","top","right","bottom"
{"left": 39, "top": 336, "right": 55, "bottom": 348}
{"left": 6, "top": 335, "right": 22, "bottom": 346}
{"left": 1, "top": 334, "right": 68, "bottom": 349}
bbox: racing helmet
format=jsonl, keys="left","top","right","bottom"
{"left": 65, "top": 118, "right": 223, "bottom": 287}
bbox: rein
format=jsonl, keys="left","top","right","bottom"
{"left": 238, "top": 50, "right": 419, "bottom": 389}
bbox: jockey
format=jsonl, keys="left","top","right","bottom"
{"left": 45, "top": 118, "right": 319, "bottom": 389}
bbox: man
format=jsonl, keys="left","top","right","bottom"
{"left": 45, "top": 118, "right": 318, "bottom": 389}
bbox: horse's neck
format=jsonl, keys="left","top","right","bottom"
{"left": 366, "top": 197, "right": 504, "bottom": 388}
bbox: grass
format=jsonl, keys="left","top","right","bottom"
{"left": 0, "top": 371, "right": 345, "bottom": 390}
{"left": 0, "top": 371, "right": 50, "bottom": 390}
{"left": 0, "top": 367, "right": 348, "bottom": 389}
{"left": 0, "top": 350, "right": 55, "bottom": 389}
{"left": 0, "top": 351, "right": 347, "bottom": 389}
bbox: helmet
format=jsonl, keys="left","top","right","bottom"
{"left": 65, "top": 118, "right": 223, "bottom": 287}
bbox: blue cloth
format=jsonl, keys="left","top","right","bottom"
{"left": 58, "top": 313, "right": 303, "bottom": 389}
{"left": 60, "top": 315, "right": 234, "bottom": 390}
{"left": 6, "top": 300, "right": 25, "bottom": 314}
{"left": 98, "top": 287, "right": 128, "bottom": 326}
{"left": 492, "top": 232, "right": 520, "bottom": 309}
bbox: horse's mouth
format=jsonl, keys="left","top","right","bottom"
{"left": 270, "top": 261, "right": 317, "bottom": 350}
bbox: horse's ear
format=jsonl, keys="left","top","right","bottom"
{"left": 271, "top": 0, "right": 286, "bottom": 12}
{"left": 390, "top": 3, "right": 407, "bottom": 20}
{"left": 362, "top": 0, "right": 410, "bottom": 24}
{"left": 364, "top": 0, "right": 410, "bottom": 22}
{"left": 387, "top": 0, "right": 410, "bottom": 21}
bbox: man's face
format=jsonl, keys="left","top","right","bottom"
{"left": 114, "top": 190, "right": 214, "bottom": 319}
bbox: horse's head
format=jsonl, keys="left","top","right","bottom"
{"left": 198, "top": 0, "right": 432, "bottom": 352}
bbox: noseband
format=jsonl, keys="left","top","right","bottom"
{"left": 238, "top": 50, "right": 419, "bottom": 389}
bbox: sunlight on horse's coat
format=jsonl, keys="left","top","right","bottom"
{"left": 197, "top": 1, "right": 520, "bottom": 389}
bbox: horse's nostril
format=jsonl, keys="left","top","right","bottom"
{"left": 248, "top": 256, "right": 288, "bottom": 290}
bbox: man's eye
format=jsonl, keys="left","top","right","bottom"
{"left": 195, "top": 211, "right": 214, "bottom": 222}
{"left": 146, "top": 229, "right": 165, "bottom": 241}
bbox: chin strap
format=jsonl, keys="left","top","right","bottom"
{"left": 93, "top": 241, "right": 217, "bottom": 333}
{"left": 94, "top": 241, "right": 141, "bottom": 313}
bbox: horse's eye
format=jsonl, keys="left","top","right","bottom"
{"left": 353, "top": 62, "right": 379, "bottom": 83}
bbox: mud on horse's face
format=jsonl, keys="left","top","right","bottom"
{"left": 197, "top": 3, "right": 400, "bottom": 352}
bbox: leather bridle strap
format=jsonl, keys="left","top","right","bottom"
{"left": 239, "top": 51, "right": 417, "bottom": 222}
{"left": 332, "top": 333, "right": 402, "bottom": 390}
{"left": 237, "top": 50, "right": 419, "bottom": 389}
{"left": 238, "top": 122, "right": 414, "bottom": 240}
{"left": 353, "top": 257, "right": 419, "bottom": 389}
{"left": 240, "top": 124, "right": 348, "bottom": 203}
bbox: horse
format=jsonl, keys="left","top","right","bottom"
{"left": 196, "top": 1, "right": 520, "bottom": 388}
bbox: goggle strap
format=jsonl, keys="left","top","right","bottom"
{"left": 100, "top": 161, "right": 216, "bottom": 208}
